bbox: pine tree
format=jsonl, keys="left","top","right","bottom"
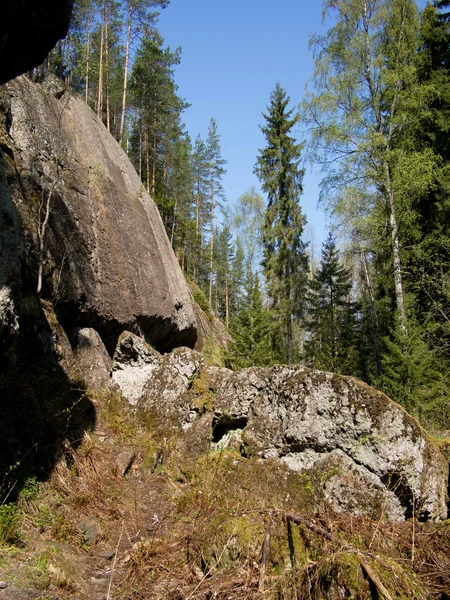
{"left": 119, "top": 0, "right": 168, "bottom": 146}
{"left": 206, "top": 117, "right": 227, "bottom": 308}
{"left": 380, "top": 316, "right": 449, "bottom": 426}
{"left": 191, "top": 134, "right": 209, "bottom": 283}
{"left": 129, "top": 32, "right": 188, "bottom": 207}
{"left": 305, "top": 234, "right": 357, "bottom": 374}
{"left": 229, "top": 239, "right": 245, "bottom": 319}
{"left": 214, "top": 223, "right": 233, "bottom": 326}
{"left": 413, "top": 2, "right": 450, "bottom": 358}
{"left": 254, "top": 83, "right": 308, "bottom": 364}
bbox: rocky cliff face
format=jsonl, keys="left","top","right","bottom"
{"left": 0, "top": 1, "right": 74, "bottom": 85}
{"left": 0, "top": 75, "right": 197, "bottom": 354}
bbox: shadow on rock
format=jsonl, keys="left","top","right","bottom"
{"left": 0, "top": 295, "right": 96, "bottom": 503}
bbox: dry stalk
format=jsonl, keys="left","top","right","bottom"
{"left": 106, "top": 519, "right": 125, "bottom": 600}
{"left": 258, "top": 512, "right": 273, "bottom": 592}
{"left": 185, "top": 529, "right": 236, "bottom": 600}
{"left": 284, "top": 512, "right": 333, "bottom": 542}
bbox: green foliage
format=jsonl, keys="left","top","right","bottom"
{"left": 0, "top": 504, "right": 18, "bottom": 545}
{"left": 380, "top": 316, "right": 450, "bottom": 427}
{"left": 305, "top": 233, "right": 359, "bottom": 376}
{"left": 192, "top": 285, "right": 211, "bottom": 315}
{"left": 230, "top": 273, "right": 279, "bottom": 368}
{"left": 255, "top": 83, "right": 309, "bottom": 364}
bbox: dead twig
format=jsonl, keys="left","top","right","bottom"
{"left": 106, "top": 520, "right": 125, "bottom": 600}
{"left": 284, "top": 512, "right": 333, "bottom": 541}
{"left": 357, "top": 552, "right": 394, "bottom": 600}
{"left": 259, "top": 512, "right": 273, "bottom": 592}
{"left": 185, "top": 530, "right": 236, "bottom": 600}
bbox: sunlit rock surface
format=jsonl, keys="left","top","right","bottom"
{"left": 111, "top": 335, "right": 448, "bottom": 522}
{"left": 2, "top": 76, "right": 197, "bottom": 352}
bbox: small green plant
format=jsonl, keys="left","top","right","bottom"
{"left": 0, "top": 503, "right": 18, "bottom": 545}
{"left": 20, "top": 475, "right": 40, "bottom": 501}
{"left": 34, "top": 553, "right": 48, "bottom": 576}
{"left": 192, "top": 287, "right": 211, "bottom": 315}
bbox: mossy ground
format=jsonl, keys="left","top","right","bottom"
{"left": 1, "top": 382, "right": 450, "bottom": 600}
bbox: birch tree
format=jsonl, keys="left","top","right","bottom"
{"left": 303, "top": 0, "right": 439, "bottom": 333}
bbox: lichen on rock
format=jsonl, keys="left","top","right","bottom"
{"left": 110, "top": 335, "right": 448, "bottom": 523}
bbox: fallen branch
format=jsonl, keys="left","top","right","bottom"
{"left": 284, "top": 513, "right": 333, "bottom": 541}
{"left": 357, "top": 552, "right": 394, "bottom": 600}
{"left": 106, "top": 519, "right": 125, "bottom": 600}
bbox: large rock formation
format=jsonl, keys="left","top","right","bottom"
{"left": 111, "top": 333, "right": 449, "bottom": 523}
{"left": 1, "top": 75, "right": 197, "bottom": 352}
{"left": 0, "top": 89, "right": 22, "bottom": 377}
{"left": 0, "top": 1, "right": 74, "bottom": 85}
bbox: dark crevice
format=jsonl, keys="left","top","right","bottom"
{"left": 280, "top": 442, "right": 329, "bottom": 457}
{"left": 380, "top": 472, "right": 416, "bottom": 520}
{"left": 212, "top": 415, "right": 248, "bottom": 444}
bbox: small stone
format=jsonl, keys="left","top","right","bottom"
{"left": 77, "top": 515, "right": 98, "bottom": 546}
{"left": 0, "top": 582, "right": 8, "bottom": 589}
{"left": 115, "top": 449, "right": 136, "bottom": 477}
{"left": 97, "top": 548, "right": 115, "bottom": 560}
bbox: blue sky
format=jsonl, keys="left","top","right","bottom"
{"left": 155, "top": 0, "right": 327, "bottom": 251}
{"left": 155, "top": 0, "right": 427, "bottom": 253}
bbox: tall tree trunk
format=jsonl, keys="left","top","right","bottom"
{"left": 152, "top": 103, "right": 157, "bottom": 197}
{"left": 209, "top": 204, "right": 214, "bottom": 308}
{"left": 194, "top": 182, "right": 200, "bottom": 282}
{"left": 170, "top": 198, "right": 177, "bottom": 247}
{"left": 64, "top": 36, "right": 70, "bottom": 85}
{"left": 119, "top": 1, "right": 133, "bottom": 146}
{"left": 287, "top": 316, "right": 293, "bottom": 365}
{"left": 225, "top": 274, "right": 229, "bottom": 329}
{"left": 383, "top": 161, "right": 407, "bottom": 332}
{"left": 330, "top": 285, "right": 336, "bottom": 368}
{"left": 104, "top": 0, "right": 110, "bottom": 131}
{"left": 145, "top": 126, "right": 150, "bottom": 193}
{"left": 360, "top": 247, "right": 382, "bottom": 377}
{"left": 96, "top": 23, "right": 104, "bottom": 119}
{"left": 85, "top": 0, "right": 91, "bottom": 104}
{"left": 139, "top": 119, "right": 143, "bottom": 180}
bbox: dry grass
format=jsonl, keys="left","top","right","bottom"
{"left": 1, "top": 388, "right": 449, "bottom": 600}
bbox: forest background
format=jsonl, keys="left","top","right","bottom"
{"left": 34, "top": 0, "right": 450, "bottom": 430}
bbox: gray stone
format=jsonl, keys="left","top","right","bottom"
{"left": 109, "top": 335, "right": 448, "bottom": 523}
{"left": 0, "top": 134, "right": 22, "bottom": 378}
{"left": 70, "top": 327, "right": 111, "bottom": 389}
{"left": 4, "top": 76, "right": 197, "bottom": 353}
{"left": 310, "top": 449, "right": 405, "bottom": 521}
{"left": 115, "top": 449, "right": 136, "bottom": 477}
{"left": 111, "top": 332, "right": 203, "bottom": 424}
{"left": 212, "top": 367, "right": 448, "bottom": 521}
{"left": 110, "top": 333, "right": 160, "bottom": 405}
{"left": 77, "top": 516, "right": 98, "bottom": 546}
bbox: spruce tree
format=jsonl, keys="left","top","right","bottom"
{"left": 230, "top": 273, "right": 277, "bottom": 368}
{"left": 254, "top": 83, "right": 308, "bottom": 364}
{"left": 305, "top": 234, "right": 357, "bottom": 374}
